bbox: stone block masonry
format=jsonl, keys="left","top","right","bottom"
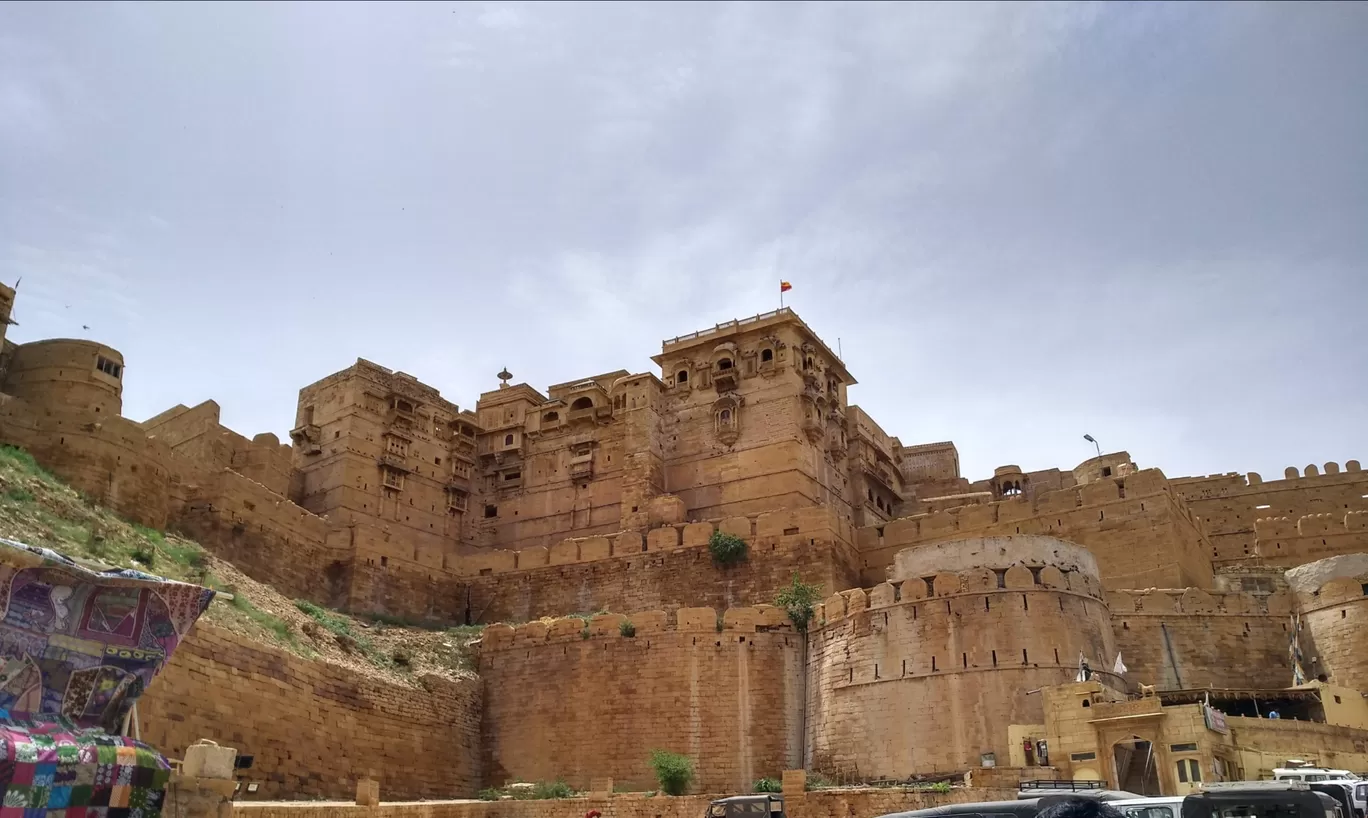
{"left": 138, "top": 624, "right": 482, "bottom": 801}
{"left": 478, "top": 607, "right": 803, "bottom": 794}
{"left": 233, "top": 788, "right": 1022, "bottom": 818}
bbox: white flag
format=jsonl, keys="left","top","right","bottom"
{"left": 1113, "top": 653, "right": 1128, "bottom": 675}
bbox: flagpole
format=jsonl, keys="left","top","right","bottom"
{"left": 780, "top": 279, "right": 784, "bottom": 309}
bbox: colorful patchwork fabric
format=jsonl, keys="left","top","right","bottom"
{"left": 0, "top": 713, "right": 170, "bottom": 816}
{"left": 0, "top": 538, "right": 214, "bottom": 732}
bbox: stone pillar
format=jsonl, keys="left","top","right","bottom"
{"left": 165, "top": 738, "right": 240, "bottom": 818}
{"left": 357, "top": 774, "right": 381, "bottom": 807}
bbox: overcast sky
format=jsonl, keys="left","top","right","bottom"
{"left": 2, "top": 1, "right": 1365, "bottom": 482}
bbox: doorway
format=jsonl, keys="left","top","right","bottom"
{"left": 1113, "top": 736, "right": 1161, "bottom": 795}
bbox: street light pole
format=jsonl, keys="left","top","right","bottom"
{"left": 1083, "top": 434, "right": 1102, "bottom": 461}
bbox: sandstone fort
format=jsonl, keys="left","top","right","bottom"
{"left": 0, "top": 279, "right": 1363, "bottom": 806}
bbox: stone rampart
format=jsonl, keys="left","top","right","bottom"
{"left": 139, "top": 623, "right": 482, "bottom": 801}
{"left": 233, "top": 787, "right": 1022, "bottom": 818}
{"left": 1285, "top": 554, "right": 1368, "bottom": 692}
{"left": 806, "top": 537, "right": 1118, "bottom": 780}
{"left": 1107, "top": 587, "right": 1294, "bottom": 690}
{"left": 454, "top": 506, "right": 861, "bottom": 623}
{"left": 855, "top": 470, "right": 1215, "bottom": 591}
{"left": 1174, "top": 461, "right": 1367, "bottom": 565}
{"left": 479, "top": 607, "right": 803, "bottom": 793}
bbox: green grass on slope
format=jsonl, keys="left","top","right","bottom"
{"left": 0, "top": 444, "right": 300, "bottom": 652}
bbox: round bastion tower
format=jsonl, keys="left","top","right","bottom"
{"left": 1286, "top": 553, "right": 1368, "bottom": 692}
{"left": 806, "top": 535, "right": 1120, "bottom": 780}
{"left": 4, "top": 339, "right": 125, "bottom": 416}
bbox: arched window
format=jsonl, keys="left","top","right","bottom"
{"left": 717, "top": 358, "right": 733, "bottom": 371}
{"left": 677, "top": 370, "right": 688, "bottom": 384}
{"left": 804, "top": 357, "right": 813, "bottom": 370}
{"left": 719, "top": 408, "right": 731, "bottom": 423}
{"left": 504, "top": 434, "right": 514, "bottom": 446}
{"left": 761, "top": 348, "right": 773, "bottom": 363}
{"left": 570, "top": 397, "right": 593, "bottom": 411}
{"left": 543, "top": 411, "right": 559, "bottom": 423}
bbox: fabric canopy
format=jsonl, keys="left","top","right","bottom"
{"left": 0, "top": 538, "right": 214, "bottom": 732}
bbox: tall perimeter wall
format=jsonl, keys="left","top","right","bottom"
{"left": 478, "top": 607, "right": 804, "bottom": 793}
{"left": 139, "top": 624, "right": 482, "bottom": 801}
{"left": 855, "top": 470, "right": 1215, "bottom": 592}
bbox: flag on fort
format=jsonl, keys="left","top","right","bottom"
{"left": 780, "top": 281, "right": 792, "bottom": 293}
{"left": 1113, "top": 653, "right": 1128, "bottom": 675}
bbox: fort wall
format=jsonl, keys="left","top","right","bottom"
{"left": 453, "top": 507, "right": 861, "bottom": 624}
{"left": 139, "top": 623, "right": 482, "bottom": 801}
{"left": 856, "top": 470, "right": 1215, "bottom": 591}
{"left": 1106, "top": 588, "right": 1294, "bottom": 690}
{"left": 0, "top": 397, "right": 173, "bottom": 527}
{"left": 233, "top": 787, "right": 1024, "bottom": 818}
{"left": 144, "top": 400, "right": 293, "bottom": 497}
{"left": 1174, "top": 462, "right": 1367, "bottom": 566}
{"left": 806, "top": 537, "right": 1119, "bottom": 779}
{"left": 478, "top": 607, "right": 804, "bottom": 793}
{"left": 3, "top": 338, "right": 125, "bottom": 417}
{"left": 1287, "top": 554, "right": 1368, "bottom": 692}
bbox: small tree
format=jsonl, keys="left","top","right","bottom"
{"left": 775, "top": 573, "right": 822, "bottom": 632}
{"left": 708, "top": 531, "right": 748, "bottom": 566}
{"left": 619, "top": 619, "right": 636, "bottom": 637}
{"left": 649, "top": 749, "right": 695, "bottom": 795}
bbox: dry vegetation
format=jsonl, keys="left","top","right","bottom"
{"left": 0, "top": 445, "right": 481, "bottom": 684}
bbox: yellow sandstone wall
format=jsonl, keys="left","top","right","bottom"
{"left": 1174, "top": 462, "right": 1368, "bottom": 567}
{"left": 806, "top": 537, "right": 1118, "bottom": 779}
{"left": 140, "top": 624, "right": 482, "bottom": 801}
{"left": 1108, "top": 588, "right": 1294, "bottom": 690}
{"left": 478, "top": 607, "right": 804, "bottom": 793}
{"left": 1288, "top": 555, "right": 1368, "bottom": 692}
{"left": 233, "top": 787, "right": 1023, "bottom": 818}
{"left": 855, "top": 470, "right": 1215, "bottom": 591}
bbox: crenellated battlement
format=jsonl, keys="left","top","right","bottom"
{"left": 1106, "top": 587, "right": 1294, "bottom": 616}
{"left": 817, "top": 558, "right": 1105, "bottom": 627}
{"left": 854, "top": 469, "right": 1213, "bottom": 590}
{"left": 1255, "top": 510, "right": 1368, "bottom": 538}
{"left": 479, "top": 604, "right": 795, "bottom": 651}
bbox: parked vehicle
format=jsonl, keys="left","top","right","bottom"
{"left": 876, "top": 789, "right": 1141, "bottom": 818}
{"left": 706, "top": 795, "right": 785, "bottom": 818}
{"left": 1182, "top": 781, "right": 1345, "bottom": 818}
{"left": 1111, "top": 795, "right": 1187, "bottom": 818}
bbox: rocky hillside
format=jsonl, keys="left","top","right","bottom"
{"left": 0, "top": 445, "right": 481, "bottom": 684}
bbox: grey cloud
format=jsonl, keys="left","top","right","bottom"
{"left": 0, "top": 0, "right": 1363, "bottom": 481}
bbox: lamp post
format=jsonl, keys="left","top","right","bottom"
{"left": 1083, "top": 434, "right": 1102, "bottom": 461}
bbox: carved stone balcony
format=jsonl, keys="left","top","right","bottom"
{"left": 378, "top": 452, "right": 411, "bottom": 472}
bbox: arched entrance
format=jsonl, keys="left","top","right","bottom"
{"left": 1112, "top": 736, "right": 1160, "bottom": 795}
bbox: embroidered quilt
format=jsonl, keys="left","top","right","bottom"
{"left": 0, "top": 713, "right": 171, "bottom": 816}
{"left": 0, "top": 538, "right": 214, "bottom": 732}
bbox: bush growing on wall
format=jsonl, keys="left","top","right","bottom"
{"left": 775, "top": 573, "right": 822, "bottom": 632}
{"left": 649, "top": 749, "right": 695, "bottom": 795}
{"left": 753, "top": 777, "right": 782, "bottom": 793}
{"left": 708, "top": 531, "right": 748, "bottom": 566}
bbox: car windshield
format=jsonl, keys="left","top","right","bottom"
{"left": 1124, "top": 807, "right": 1176, "bottom": 818}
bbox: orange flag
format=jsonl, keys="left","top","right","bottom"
{"left": 780, "top": 281, "right": 792, "bottom": 293}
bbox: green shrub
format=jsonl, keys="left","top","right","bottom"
{"left": 805, "top": 772, "right": 834, "bottom": 791}
{"left": 775, "top": 573, "right": 822, "bottom": 632}
{"left": 4, "top": 486, "right": 33, "bottom": 503}
{"left": 619, "top": 620, "right": 636, "bottom": 637}
{"left": 753, "top": 778, "right": 782, "bottom": 793}
{"left": 708, "top": 531, "right": 748, "bottom": 566}
{"left": 649, "top": 749, "right": 694, "bottom": 796}
{"left": 531, "top": 780, "right": 574, "bottom": 799}
{"left": 130, "top": 545, "right": 156, "bottom": 569}
{"left": 478, "top": 788, "right": 503, "bottom": 801}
